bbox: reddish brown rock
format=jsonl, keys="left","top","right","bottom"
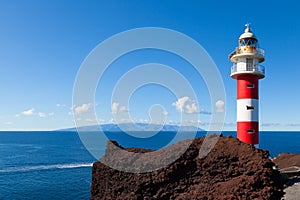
{"left": 273, "top": 153, "right": 300, "bottom": 169}
{"left": 91, "top": 136, "right": 284, "bottom": 200}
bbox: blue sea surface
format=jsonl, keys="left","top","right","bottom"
{"left": 0, "top": 131, "right": 300, "bottom": 200}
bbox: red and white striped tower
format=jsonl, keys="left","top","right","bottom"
{"left": 229, "top": 24, "right": 265, "bottom": 145}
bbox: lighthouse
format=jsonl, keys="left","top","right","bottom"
{"left": 229, "top": 24, "right": 265, "bottom": 145}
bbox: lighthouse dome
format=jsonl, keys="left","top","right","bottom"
{"left": 238, "top": 24, "right": 258, "bottom": 47}
{"left": 239, "top": 24, "right": 257, "bottom": 40}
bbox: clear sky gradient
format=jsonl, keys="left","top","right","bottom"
{"left": 0, "top": 0, "right": 299, "bottom": 131}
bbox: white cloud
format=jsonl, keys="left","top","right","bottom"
{"left": 22, "top": 108, "right": 35, "bottom": 116}
{"left": 172, "top": 96, "right": 189, "bottom": 112}
{"left": 15, "top": 109, "right": 54, "bottom": 118}
{"left": 223, "top": 122, "right": 236, "bottom": 127}
{"left": 74, "top": 103, "right": 92, "bottom": 114}
{"left": 111, "top": 102, "right": 128, "bottom": 114}
{"left": 38, "top": 112, "right": 46, "bottom": 118}
{"left": 261, "top": 123, "right": 280, "bottom": 127}
{"left": 85, "top": 118, "right": 97, "bottom": 122}
{"left": 111, "top": 102, "right": 119, "bottom": 114}
{"left": 139, "top": 118, "right": 149, "bottom": 123}
{"left": 4, "top": 122, "right": 13, "bottom": 125}
{"left": 215, "top": 100, "right": 225, "bottom": 113}
{"left": 119, "top": 106, "right": 128, "bottom": 113}
{"left": 162, "top": 111, "right": 168, "bottom": 116}
{"left": 183, "top": 119, "right": 201, "bottom": 126}
{"left": 98, "top": 118, "right": 106, "bottom": 123}
{"left": 172, "top": 97, "right": 198, "bottom": 114}
{"left": 56, "top": 103, "right": 66, "bottom": 107}
{"left": 119, "top": 118, "right": 131, "bottom": 123}
{"left": 48, "top": 112, "right": 54, "bottom": 116}
{"left": 185, "top": 101, "right": 198, "bottom": 114}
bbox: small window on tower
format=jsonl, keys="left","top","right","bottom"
{"left": 247, "top": 129, "right": 255, "bottom": 134}
{"left": 246, "top": 84, "right": 255, "bottom": 88}
{"left": 246, "top": 105, "right": 254, "bottom": 110}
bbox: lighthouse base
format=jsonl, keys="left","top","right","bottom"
{"left": 237, "top": 121, "right": 259, "bottom": 145}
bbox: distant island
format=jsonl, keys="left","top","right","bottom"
{"left": 58, "top": 123, "right": 204, "bottom": 132}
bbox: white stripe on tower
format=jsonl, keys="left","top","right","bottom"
{"left": 237, "top": 99, "right": 258, "bottom": 122}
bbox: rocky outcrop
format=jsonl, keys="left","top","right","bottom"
{"left": 273, "top": 153, "right": 300, "bottom": 179}
{"left": 91, "top": 135, "right": 284, "bottom": 200}
{"left": 273, "top": 153, "right": 300, "bottom": 169}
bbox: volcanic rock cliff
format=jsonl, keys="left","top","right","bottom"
{"left": 91, "top": 135, "right": 284, "bottom": 200}
{"left": 273, "top": 153, "right": 300, "bottom": 169}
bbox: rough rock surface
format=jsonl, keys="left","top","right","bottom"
{"left": 273, "top": 153, "right": 300, "bottom": 200}
{"left": 91, "top": 136, "right": 284, "bottom": 200}
{"left": 272, "top": 153, "right": 300, "bottom": 169}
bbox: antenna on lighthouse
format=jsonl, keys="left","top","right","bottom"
{"left": 245, "top": 23, "right": 251, "bottom": 32}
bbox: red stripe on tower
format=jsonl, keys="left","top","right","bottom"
{"left": 237, "top": 121, "right": 259, "bottom": 144}
{"left": 237, "top": 75, "right": 258, "bottom": 99}
{"left": 229, "top": 24, "right": 265, "bottom": 145}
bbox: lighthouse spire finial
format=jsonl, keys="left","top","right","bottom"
{"left": 245, "top": 23, "right": 251, "bottom": 32}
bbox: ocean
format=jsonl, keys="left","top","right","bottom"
{"left": 1, "top": 131, "right": 300, "bottom": 200}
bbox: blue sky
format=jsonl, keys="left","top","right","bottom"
{"left": 0, "top": 0, "right": 299, "bottom": 131}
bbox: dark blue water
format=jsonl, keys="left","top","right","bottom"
{"left": 0, "top": 131, "right": 299, "bottom": 200}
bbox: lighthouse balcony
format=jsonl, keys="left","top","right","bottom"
{"left": 229, "top": 47, "right": 265, "bottom": 62}
{"left": 231, "top": 64, "right": 265, "bottom": 79}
